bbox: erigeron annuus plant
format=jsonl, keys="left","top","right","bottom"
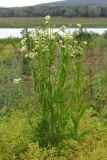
{"left": 21, "top": 16, "right": 87, "bottom": 147}
{"left": 69, "top": 41, "right": 87, "bottom": 141}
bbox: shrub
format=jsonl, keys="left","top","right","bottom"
{"left": 0, "top": 109, "right": 34, "bottom": 160}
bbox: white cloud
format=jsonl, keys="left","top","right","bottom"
{"left": 0, "top": 0, "right": 62, "bottom": 7}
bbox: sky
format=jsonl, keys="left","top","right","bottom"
{"left": 0, "top": 0, "right": 62, "bottom": 7}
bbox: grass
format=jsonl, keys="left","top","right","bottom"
{"left": 0, "top": 17, "right": 107, "bottom": 28}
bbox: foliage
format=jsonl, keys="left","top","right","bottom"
{"left": 0, "top": 42, "right": 25, "bottom": 109}
{"left": 85, "top": 35, "right": 107, "bottom": 113}
{"left": 0, "top": 5, "right": 107, "bottom": 18}
{"left": 0, "top": 109, "right": 33, "bottom": 160}
{"left": 0, "top": 108, "right": 107, "bottom": 160}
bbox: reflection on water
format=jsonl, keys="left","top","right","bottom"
{"left": 0, "top": 28, "right": 107, "bottom": 39}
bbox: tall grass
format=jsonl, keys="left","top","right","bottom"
{"left": 0, "top": 41, "right": 24, "bottom": 110}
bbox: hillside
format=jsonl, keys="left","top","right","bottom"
{"left": 0, "top": 0, "right": 107, "bottom": 17}
{"left": 39, "top": 0, "right": 107, "bottom": 7}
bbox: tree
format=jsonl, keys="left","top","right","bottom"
{"left": 78, "top": 6, "right": 88, "bottom": 17}
{"left": 64, "top": 8, "right": 77, "bottom": 17}
{"left": 87, "top": 5, "right": 101, "bottom": 17}
{"left": 101, "top": 6, "right": 107, "bottom": 17}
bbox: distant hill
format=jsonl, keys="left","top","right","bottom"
{"left": 38, "top": 0, "right": 107, "bottom": 7}
{"left": 0, "top": 0, "right": 107, "bottom": 18}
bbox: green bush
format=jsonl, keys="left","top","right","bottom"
{"left": 0, "top": 44, "right": 14, "bottom": 64}
{"left": 0, "top": 107, "right": 107, "bottom": 160}
{"left": 0, "top": 109, "right": 34, "bottom": 160}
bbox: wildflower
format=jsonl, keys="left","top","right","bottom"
{"left": 35, "top": 52, "right": 38, "bottom": 56}
{"left": 44, "top": 15, "right": 50, "bottom": 20}
{"left": 35, "top": 40, "right": 39, "bottom": 44}
{"left": 67, "top": 45, "right": 72, "bottom": 51}
{"left": 25, "top": 52, "right": 36, "bottom": 59}
{"left": 34, "top": 37, "right": 38, "bottom": 41}
{"left": 72, "top": 49, "right": 76, "bottom": 54}
{"left": 29, "top": 52, "right": 35, "bottom": 59}
{"left": 62, "top": 45, "right": 66, "bottom": 49}
{"left": 29, "top": 33, "right": 33, "bottom": 38}
{"left": 50, "top": 34, "right": 55, "bottom": 40}
{"left": 13, "top": 78, "right": 21, "bottom": 84}
{"left": 70, "top": 53, "right": 75, "bottom": 57}
{"left": 83, "top": 41, "right": 87, "bottom": 45}
{"left": 65, "top": 34, "right": 73, "bottom": 40}
{"left": 59, "top": 40, "right": 63, "bottom": 44}
{"left": 21, "top": 46, "right": 27, "bottom": 52}
{"left": 25, "top": 54, "right": 29, "bottom": 58}
{"left": 77, "top": 24, "right": 81, "bottom": 27}
{"left": 45, "top": 21, "right": 49, "bottom": 24}
{"left": 21, "top": 38, "right": 26, "bottom": 45}
{"left": 60, "top": 25, "right": 66, "bottom": 32}
{"left": 74, "top": 40, "right": 78, "bottom": 44}
{"left": 38, "top": 30, "right": 43, "bottom": 34}
{"left": 43, "top": 46, "right": 49, "bottom": 52}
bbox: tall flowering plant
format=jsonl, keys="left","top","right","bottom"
{"left": 21, "top": 16, "right": 87, "bottom": 147}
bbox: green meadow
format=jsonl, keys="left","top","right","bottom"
{"left": 0, "top": 17, "right": 107, "bottom": 28}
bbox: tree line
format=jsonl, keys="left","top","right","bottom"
{"left": 0, "top": 5, "right": 107, "bottom": 17}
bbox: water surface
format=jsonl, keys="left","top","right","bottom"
{"left": 0, "top": 28, "right": 107, "bottom": 39}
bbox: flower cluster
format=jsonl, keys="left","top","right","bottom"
{"left": 13, "top": 78, "right": 21, "bottom": 84}
{"left": 25, "top": 52, "right": 35, "bottom": 59}
{"left": 77, "top": 24, "right": 81, "bottom": 27}
{"left": 21, "top": 15, "right": 87, "bottom": 60}
{"left": 60, "top": 25, "right": 66, "bottom": 32}
{"left": 44, "top": 15, "right": 51, "bottom": 24}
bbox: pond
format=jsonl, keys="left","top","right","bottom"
{"left": 0, "top": 28, "right": 107, "bottom": 39}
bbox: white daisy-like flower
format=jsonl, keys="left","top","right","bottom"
{"left": 44, "top": 15, "right": 50, "bottom": 20}
{"left": 29, "top": 33, "right": 34, "bottom": 38}
{"left": 21, "top": 46, "right": 27, "bottom": 52}
{"left": 29, "top": 52, "right": 35, "bottom": 59}
{"left": 21, "top": 38, "right": 26, "bottom": 45}
{"left": 83, "top": 41, "right": 87, "bottom": 45}
{"left": 66, "top": 34, "right": 73, "bottom": 40}
{"left": 25, "top": 54, "right": 29, "bottom": 58}
{"left": 77, "top": 24, "right": 81, "bottom": 27}
{"left": 13, "top": 78, "right": 21, "bottom": 84}
{"left": 74, "top": 40, "right": 78, "bottom": 44}
{"left": 45, "top": 21, "right": 49, "bottom": 24}
{"left": 60, "top": 25, "right": 66, "bottom": 32}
